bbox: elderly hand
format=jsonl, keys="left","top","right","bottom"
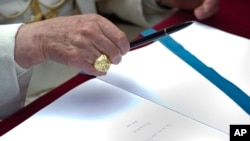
{"left": 15, "top": 14, "right": 130, "bottom": 76}
{"left": 159, "top": 0, "right": 220, "bottom": 20}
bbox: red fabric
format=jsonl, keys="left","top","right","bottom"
{"left": 153, "top": 0, "right": 250, "bottom": 39}
{"left": 0, "top": 0, "right": 249, "bottom": 136}
{"left": 0, "top": 74, "right": 95, "bottom": 135}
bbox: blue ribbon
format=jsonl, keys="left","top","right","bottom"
{"left": 141, "top": 28, "right": 250, "bottom": 115}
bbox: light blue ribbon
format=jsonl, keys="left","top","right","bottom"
{"left": 141, "top": 28, "right": 250, "bottom": 115}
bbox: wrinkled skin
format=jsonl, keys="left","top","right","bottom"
{"left": 15, "top": 14, "right": 130, "bottom": 76}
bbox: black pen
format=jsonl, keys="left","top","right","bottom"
{"left": 130, "top": 21, "right": 193, "bottom": 49}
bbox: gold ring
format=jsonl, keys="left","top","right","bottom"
{"left": 94, "top": 54, "right": 111, "bottom": 72}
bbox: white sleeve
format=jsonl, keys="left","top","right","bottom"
{"left": 0, "top": 23, "right": 32, "bottom": 119}
{"left": 97, "top": 0, "right": 176, "bottom": 27}
{"left": 75, "top": 0, "right": 98, "bottom": 14}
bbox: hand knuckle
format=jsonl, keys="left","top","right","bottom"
{"left": 117, "top": 31, "right": 126, "bottom": 41}
{"left": 81, "top": 27, "right": 94, "bottom": 37}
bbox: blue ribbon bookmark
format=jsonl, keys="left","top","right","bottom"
{"left": 140, "top": 28, "right": 250, "bottom": 115}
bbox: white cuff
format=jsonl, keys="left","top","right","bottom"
{"left": 0, "top": 23, "right": 30, "bottom": 119}
{"left": 0, "top": 23, "right": 30, "bottom": 77}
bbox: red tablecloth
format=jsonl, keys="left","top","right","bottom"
{"left": 0, "top": 0, "right": 249, "bottom": 136}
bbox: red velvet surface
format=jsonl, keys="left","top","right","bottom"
{"left": 0, "top": 74, "right": 95, "bottom": 135}
{"left": 153, "top": 0, "right": 250, "bottom": 39}
{"left": 0, "top": 0, "right": 249, "bottom": 136}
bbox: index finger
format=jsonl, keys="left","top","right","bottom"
{"left": 97, "top": 17, "right": 130, "bottom": 55}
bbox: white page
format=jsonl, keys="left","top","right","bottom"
{"left": 1, "top": 79, "right": 227, "bottom": 141}
{"left": 98, "top": 22, "right": 250, "bottom": 133}
{"left": 171, "top": 22, "right": 250, "bottom": 94}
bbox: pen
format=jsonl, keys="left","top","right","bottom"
{"left": 130, "top": 21, "right": 193, "bottom": 49}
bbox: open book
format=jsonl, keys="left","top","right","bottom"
{"left": 1, "top": 22, "right": 250, "bottom": 141}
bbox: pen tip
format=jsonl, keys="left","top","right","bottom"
{"left": 165, "top": 20, "right": 194, "bottom": 34}
{"left": 185, "top": 20, "right": 194, "bottom": 25}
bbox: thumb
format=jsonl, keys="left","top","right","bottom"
{"left": 194, "top": 0, "right": 220, "bottom": 20}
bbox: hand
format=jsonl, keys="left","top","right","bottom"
{"left": 15, "top": 14, "right": 130, "bottom": 76}
{"left": 160, "top": 0, "right": 220, "bottom": 20}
